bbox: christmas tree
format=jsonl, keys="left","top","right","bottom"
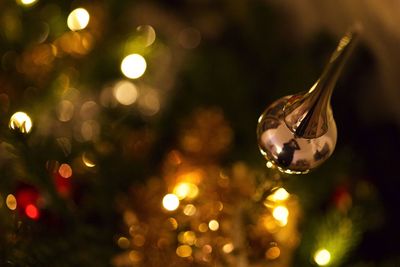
{"left": 1, "top": 0, "right": 399, "bottom": 266}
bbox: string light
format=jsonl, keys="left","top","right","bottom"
{"left": 314, "top": 249, "right": 331, "bottom": 266}
{"left": 9, "top": 111, "right": 32, "bottom": 134}
{"left": 121, "top": 54, "right": 147, "bottom": 79}
{"left": 67, "top": 8, "right": 90, "bottom": 31}
{"left": 162, "top": 194, "right": 179, "bottom": 211}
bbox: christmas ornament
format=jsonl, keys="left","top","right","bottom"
{"left": 257, "top": 29, "right": 359, "bottom": 174}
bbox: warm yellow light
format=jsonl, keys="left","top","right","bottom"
{"left": 67, "top": 8, "right": 90, "bottom": 31}
{"left": 208, "top": 220, "right": 219, "bottom": 231}
{"left": 198, "top": 223, "right": 208, "bottom": 232}
{"left": 176, "top": 245, "right": 192, "bottom": 257}
{"left": 82, "top": 152, "right": 96, "bottom": 167}
{"left": 314, "top": 249, "right": 331, "bottom": 266}
{"left": 266, "top": 161, "right": 274, "bottom": 168}
{"left": 167, "top": 217, "right": 178, "bottom": 230}
{"left": 183, "top": 204, "right": 196, "bottom": 216}
{"left": 266, "top": 246, "right": 281, "bottom": 260}
{"left": 173, "top": 182, "right": 199, "bottom": 200}
{"left": 162, "top": 194, "right": 179, "bottom": 211}
{"left": 179, "top": 231, "right": 196, "bottom": 245}
{"left": 121, "top": 54, "right": 147, "bottom": 79}
{"left": 113, "top": 80, "right": 138, "bottom": 105}
{"left": 6, "top": 194, "right": 17, "bottom": 210}
{"left": 117, "top": 237, "right": 130, "bottom": 249}
{"left": 9, "top": 111, "right": 32, "bottom": 133}
{"left": 272, "top": 205, "right": 289, "bottom": 226}
{"left": 137, "top": 25, "right": 156, "bottom": 47}
{"left": 59, "top": 163, "right": 72, "bottom": 178}
{"left": 129, "top": 250, "right": 143, "bottom": 263}
{"left": 268, "top": 187, "right": 290, "bottom": 202}
{"left": 18, "top": 0, "right": 38, "bottom": 6}
{"left": 222, "top": 243, "right": 234, "bottom": 253}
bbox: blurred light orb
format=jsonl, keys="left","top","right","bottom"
{"left": 59, "top": 163, "right": 72, "bottom": 178}
{"left": 208, "top": 220, "right": 219, "bottom": 231}
{"left": 176, "top": 245, "right": 192, "bottom": 257}
{"left": 17, "top": 0, "right": 38, "bottom": 6}
{"left": 137, "top": 25, "right": 156, "bottom": 47}
{"left": 183, "top": 204, "right": 196, "bottom": 216}
{"left": 9, "top": 111, "right": 32, "bottom": 134}
{"left": 6, "top": 194, "right": 17, "bottom": 210}
{"left": 82, "top": 152, "right": 96, "bottom": 167}
{"left": 113, "top": 80, "right": 138, "bottom": 105}
{"left": 222, "top": 243, "right": 234, "bottom": 254}
{"left": 173, "top": 182, "right": 199, "bottom": 200}
{"left": 314, "top": 249, "right": 331, "bottom": 266}
{"left": 57, "top": 100, "right": 75, "bottom": 122}
{"left": 25, "top": 204, "right": 39, "bottom": 220}
{"left": 121, "top": 54, "right": 147, "bottom": 79}
{"left": 162, "top": 194, "right": 179, "bottom": 211}
{"left": 272, "top": 205, "right": 289, "bottom": 226}
{"left": 67, "top": 8, "right": 90, "bottom": 31}
{"left": 268, "top": 187, "right": 290, "bottom": 202}
{"left": 266, "top": 246, "right": 281, "bottom": 260}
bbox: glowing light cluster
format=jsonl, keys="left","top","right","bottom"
{"left": 67, "top": 8, "right": 90, "bottom": 31}
{"left": 162, "top": 194, "right": 179, "bottom": 211}
{"left": 9, "top": 111, "right": 32, "bottom": 133}
{"left": 314, "top": 249, "right": 331, "bottom": 266}
{"left": 173, "top": 182, "right": 199, "bottom": 200}
{"left": 121, "top": 54, "right": 147, "bottom": 79}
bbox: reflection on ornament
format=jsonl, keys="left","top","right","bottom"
{"left": 257, "top": 29, "right": 360, "bottom": 174}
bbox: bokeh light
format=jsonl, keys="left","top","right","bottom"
{"left": 176, "top": 245, "right": 192, "bottom": 257}
{"left": 59, "top": 163, "right": 72, "bottom": 178}
{"left": 121, "top": 54, "right": 147, "bottom": 79}
{"left": 17, "top": 0, "right": 38, "bottom": 7}
{"left": 136, "top": 25, "right": 156, "bottom": 47}
{"left": 314, "top": 249, "right": 331, "bottom": 266}
{"left": 266, "top": 246, "right": 281, "bottom": 260}
{"left": 268, "top": 187, "right": 290, "bottom": 202}
{"left": 82, "top": 152, "right": 96, "bottom": 167}
{"left": 9, "top": 111, "right": 32, "bottom": 134}
{"left": 67, "top": 8, "right": 90, "bottom": 31}
{"left": 113, "top": 80, "right": 138, "bottom": 105}
{"left": 162, "top": 194, "right": 179, "bottom": 211}
{"left": 272, "top": 205, "right": 289, "bottom": 226}
{"left": 208, "top": 220, "right": 219, "bottom": 231}
{"left": 222, "top": 243, "right": 234, "bottom": 253}
{"left": 25, "top": 204, "right": 39, "bottom": 220}
{"left": 173, "top": 182, "right": 199, "bottom": 200}
{"left": 6, "top": 194, "right": 17, "bottom": 210}
{"left": 183, "top": 204, "right": 196, "bottom": 216}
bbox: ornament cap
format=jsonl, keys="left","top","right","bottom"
{"left": 283, "top": 28, "right": 360, "bottom": 139}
